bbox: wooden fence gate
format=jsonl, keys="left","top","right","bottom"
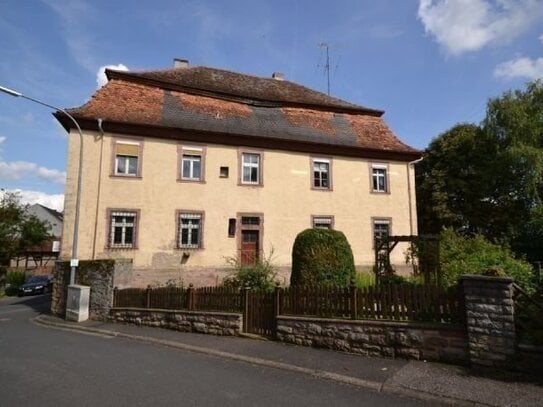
{"left": 242, "top": 289, "right": 277, "bottom": 337}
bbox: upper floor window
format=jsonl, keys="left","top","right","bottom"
{"left": 109, "top": 210, "right": 138, "bottom": 249}
{"left": 177, "top": 212, "right": 203, "bottom": 249}
{"left": 241, "top": 152, "right": 262, "bottom": 185}
{"left": 179, "top": 145, "right": 205, "bottom": 182}
{"left": 371, "top": 163, "right": 388, "bottom": 193}
{"left": 312, "top": 215, "right": 334, "bottom": 230}
{"left": 113, "top": 140, "right": 142, "bottom": 177}
{"left": 312, "top": 158, "right": 332, "bottom": 190}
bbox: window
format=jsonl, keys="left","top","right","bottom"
{"left": 312, "top": 216, "right": 334, "bottom": 230}
{"left": 114, "top": 141, "right": 141, "bottom": 177}
{"left": 371, "top": 164, "right": 388, "bottom": 192}
{"left": 109, "top": 211, "right": 137, "bottom": 248}
{"left": 228, "top": 218, "right": 236, "bottom": 237}
{"left": 178, "top": 212, "right": 203, "bottom": 249}
{"left": 312, "top": 158, "right": 331, "bottom": 189}
{"left": 241, "top": 152, "right": 261, "bottom": 185}
{"left": 220, "top": 166, "right": 229, "bottom": 178}
{"left": 179, "top": 145, "right": 205, "bottom": 182}
{"left": 373, "top": 219, "right": 390, "bottom": 245}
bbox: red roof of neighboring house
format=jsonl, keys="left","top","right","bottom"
{"left": 57, "top": 64, "right": 420, "bottom": 161}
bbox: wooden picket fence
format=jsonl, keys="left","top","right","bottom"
{"left": 281, "top": 284, "right": 463, "bottom": 323}
{"left": 113, "top": 283, "right": 464, "bottom": 330}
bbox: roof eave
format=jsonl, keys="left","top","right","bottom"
{"left": 55, "top": 114, "right": 422, "bottom": 162}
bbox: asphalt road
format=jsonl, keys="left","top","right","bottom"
{"left": 0, "top": 295, "right": 434, "bottom": 406}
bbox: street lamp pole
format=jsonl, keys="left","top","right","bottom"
{"left": 0, "top": 85, "right": 83, "bottom": 285}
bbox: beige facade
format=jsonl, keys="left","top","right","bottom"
{"left": 61, "top": 128, "right": 417, "bottom": 285}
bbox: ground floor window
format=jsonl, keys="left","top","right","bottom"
{"left": 109, "top": 210, "right": 137, "bottom": 248}
{"left": 178, "top": 212, "right": 203, "bottom": 249}
{"left": 312, "top": 215, "right": 334, "bottom": 229}
{"left": 372, "top": 218, "right": 391, "bottom": 246}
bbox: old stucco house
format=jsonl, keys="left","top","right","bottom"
{"left": 55, "top": 59, "right": 421, "bottom": 286}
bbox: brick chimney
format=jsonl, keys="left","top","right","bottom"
{"left": 174, "top": 58, "right": 189, "bottom": 69}
{"left": 272, "top": 72, "right": 284, "bottom": 81}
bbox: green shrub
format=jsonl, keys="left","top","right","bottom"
{"left": 223, "top": 248, "right": 277, "bottom": 292}
{"left": 354, "top": 270, "right": 375, "bottom": 288}
{"left": 5, "top": 270, "right": 25, "bottom": 295}
{"left": 440, "top": 228, "right": 535, "bottom": 292}
{"left": 291, "top": 228, "right": 355, "bottom": 287}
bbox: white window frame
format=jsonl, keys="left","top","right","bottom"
{"left": 110, "top": 211, "right": 137, "bottom": 248}
{"left": 178, "top": 212, "right": 203, "bottom": 249}
{"left": 114, "top": 141, "right": 140, "bottom": 177}
{"left": 372, "top": 164, "right": 388, "bottom": 193}
{"left": 180, "top": 146, "right": 204, "bottom": 181}
{"left": 312, "top": 215, "right": 334, "bottom": 229}
{"left": 241, "top": 152, "right": 261, "bottom": 185}
{"left": 115, "top": 155, "right": 138, "bottom": 176}
{"left": 313, "top": 158, "right": 331, "bottom": 189}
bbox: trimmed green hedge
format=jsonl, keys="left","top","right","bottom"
{"left": 291, "top": 228, "right": 355, "bottom": 287}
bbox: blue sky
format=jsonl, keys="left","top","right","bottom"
{"left": 1, "top": 0, "right": 542, "bottom": 210}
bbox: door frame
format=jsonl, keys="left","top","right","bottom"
{"left": 237, "top": 212, "right": 264, "bottom": 262}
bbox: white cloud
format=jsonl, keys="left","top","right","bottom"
{"left": 494, "top": 56, "right": 543, "bottom": 79}
{"left": 0, "top": 160, "right": 66, "bottom": 184}
{"left": 418, "top": 0, "right": 543, "bottom": 55}
{"left": 2, "top": 189, "right": 64, "bottom": 212}
{"left": 540, "top": 33, "right": 543, "bottom": 44}
{"left": 0, "top": 136, "right": 5, "bottom": 153}
{"left": 96, "top": 64, "right": 129, "bottom": 88}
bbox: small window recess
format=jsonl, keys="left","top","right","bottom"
{"left": 228, "top": 218, "right": 236, "bottom": 237}
{"left": 220, "top": 166, "right": 229, "bottom": 178}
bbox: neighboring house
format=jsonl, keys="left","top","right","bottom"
{"left": 10, "top": 203, "right": 63, "bottom": 271}
{"left": 55, "top": 59, "right": 421, "bottom": 286}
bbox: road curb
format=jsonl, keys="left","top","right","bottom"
{"left": 33, "top": 314, "right": 479, "bottom": 406}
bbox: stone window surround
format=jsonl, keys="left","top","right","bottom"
{"left": 175, "top": 209, "right": 205, "bottom": 250}
{"left": 371, "top": 217, "right": 392, "bottom": 248}
{"left": 177, "top": 143, "right": 207, "bottom": 184}
{"left": 110, "top": 136, "right": 144, "bottom": 179}
{"left": 369, "top": 161, "right": 390, "bottom": 194}
{"left": 238, "top": 149, "right": 263, "bottom": 187}
{"left": 105, "top": 208, "right": 141, "bottom": 250}
{"left": 311, "top": 215, "right": 335, "bottom": 229}
{"left": 310, "top": 156, "right": 333, "bottom": 191}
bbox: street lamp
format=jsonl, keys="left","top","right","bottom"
{"left": 0, "top": 85, "right": 83, "bottom": 286}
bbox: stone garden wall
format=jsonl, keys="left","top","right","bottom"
{"left": 52, "top": 259, "right": 133, "bottom": 320}
{"left": 277, "top": 316, "right": 467, "bottom": 364}
{"left": 110, "top": 308, "right": 242, "bottom": 336}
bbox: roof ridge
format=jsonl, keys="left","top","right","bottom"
{"left": 105, "top": 65, "right": 384, "bottom": 115}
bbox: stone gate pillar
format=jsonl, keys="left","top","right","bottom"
{"left": 460, "top": 275, "right": 516, "bottom": 368}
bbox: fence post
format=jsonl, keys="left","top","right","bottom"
{"left": 187, "top": 284, "right": 194, "bottom": 310}
{"left": 241, "top": 286, "right": 250, "bottom": 333}
{"left": 146, "top": 285, "right": 151, "bottom": 309}
{"left": 273, "top": 282, "right": 282, "bottom": 337}
{"left": 113, "top": 287, "right": 118, "bottom": 308}
{"left": 350, "top": 279, "right": 358, "bottom": 320}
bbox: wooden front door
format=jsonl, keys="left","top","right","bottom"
{"left": 241, "top": 230, "right": 259, "bottom": 265}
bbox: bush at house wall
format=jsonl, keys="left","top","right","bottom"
{"left": 291, "top": 229, "right": 355, "bottom": 287}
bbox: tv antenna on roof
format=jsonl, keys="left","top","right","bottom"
{"left": 319, "top": 43, "right": 332, "bottom": 96}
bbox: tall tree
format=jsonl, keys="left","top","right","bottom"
{"left": 417, "top": 80, "right": 543, "bottom": 261}
{"left": 0, "top": 192, "right": 50, "bottom": 267}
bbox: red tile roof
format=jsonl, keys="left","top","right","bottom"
{"left": 62, "top": 64, "right": 420, "bottom": 160}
